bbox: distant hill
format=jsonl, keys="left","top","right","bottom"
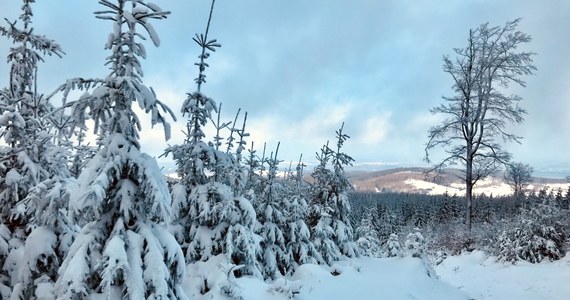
{"left": 347, "top": 167, "right": 570, "bottom": 196}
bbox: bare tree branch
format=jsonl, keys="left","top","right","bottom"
{"left": 424, "top": 19, "right": 536, "bottom": 230}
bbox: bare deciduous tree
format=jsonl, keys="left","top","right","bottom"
{"left": 424, "top": 19, "right": 536, "bottom": 230}
{"left": 504, "top": 162, "right": 533, "bottom": 198}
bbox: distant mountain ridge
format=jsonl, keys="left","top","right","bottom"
{"left": 347, "top": 167, "right": 570, "bottom": 196}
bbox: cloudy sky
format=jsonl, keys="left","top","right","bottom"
{"left": 1, "top": 0, "right": 569, "bottom": 174}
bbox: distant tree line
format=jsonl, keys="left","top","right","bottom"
{"left": 350, "top": 187, "right": 570, "bottom": 263}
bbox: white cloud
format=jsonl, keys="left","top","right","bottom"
{"left": 247, "top": 103, "right": 353, "bottom": 161}
{"left": 406, "top": 112, "right": 442, "bottom": 131}
{"left": 356, "top": 112, "right": 392, "bottom": 145}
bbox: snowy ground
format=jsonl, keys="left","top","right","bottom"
{"left": 183, "top": 255, "right": 467, "bottom": 300}
{"left": 182, "top": 253, "right": 570, "bottom": 300}
{"left": 436, "top": 251, "right": 570, "bottom": 300}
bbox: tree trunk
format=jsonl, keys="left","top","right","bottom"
{"left": 465, "top": 156, "right": 473, "bottom": 231}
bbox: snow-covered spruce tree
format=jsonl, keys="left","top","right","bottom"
{"left": 328, "top": 124, "right": 359, "bottom": 257}
{"left": 0, "top": 2, "right": 77, "bottom": 298}
{"left": 53, "top": 1, "right": 188, "bottom": 298}
{"left": 554, "top": 187, "right": 569, "bottom": 210}
{"left": 404, "top": 228, "right": 427, "bottom": 258}
{"left": 410, "top": 204, "right": 433, "bottom": 229}
{"left": 163, "top": 0, "right": 261, "bottom": 281}
{"left": 433, "top": 192, "right": 460, "bottom": 225}
{"left": 355, "top": 209, "right": 382, "bottom": 258}
{"left": 404, "top": 228, "right": 436, "bottom": 277}
{"left": 10, "top": 133, "right": 76, "bottom": 300}
{"left": 0, "top": 0, "right": 64, "bottom": 229}
{"left": 385, "top": 233, "right": 402, "bottom": 258}
{"left": 496, "top": 230, "right": 518, "bottom": 263}
{"left": 222, "top": 109, "right": 250, "bottom": 194}
{"left": 69, "top": 128, "right": 97, "bottom": 178}
{"left": 163, "top": 0, "right": 220, "bottom": 251}
{"left": 244, "top": 142, "right": 266, "bottom": 202}
{"left": 308, "top": 143, "right": 341, "bottom": 265}
{"left": 281, "top": 155, "right": 320, "bottom": 273}
{"left": 373, "top": 202, "right": 399, "bottom": 246}
{"left": 308, "top": 123, "right": 358, "bottom": 265}
{"left": 256, "top": 144, "right": 288, "bottom": 279}
{"left": 0, "top": 223, "right": 9, "bottom": 297}
{"left": 218, "top": 111, "right": 261, "bottom": 279}
{"left": 497, "top": 199, "right": 566, "bottom": 263}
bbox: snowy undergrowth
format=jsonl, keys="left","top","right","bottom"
{"left": 436, "top": 250, "right": 570, "bottom": 300}
{"left": 183, "top": 255, "right": 468, "bottom": 300}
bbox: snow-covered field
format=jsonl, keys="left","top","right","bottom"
{"left": 405, "top": 178, "right": 570, "bottom": 197}
{"left": 182, "top": 252, "right": 570, "bottom": 300}
{"left": 404, "top": 178, "right": 514, "bottom": 196}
